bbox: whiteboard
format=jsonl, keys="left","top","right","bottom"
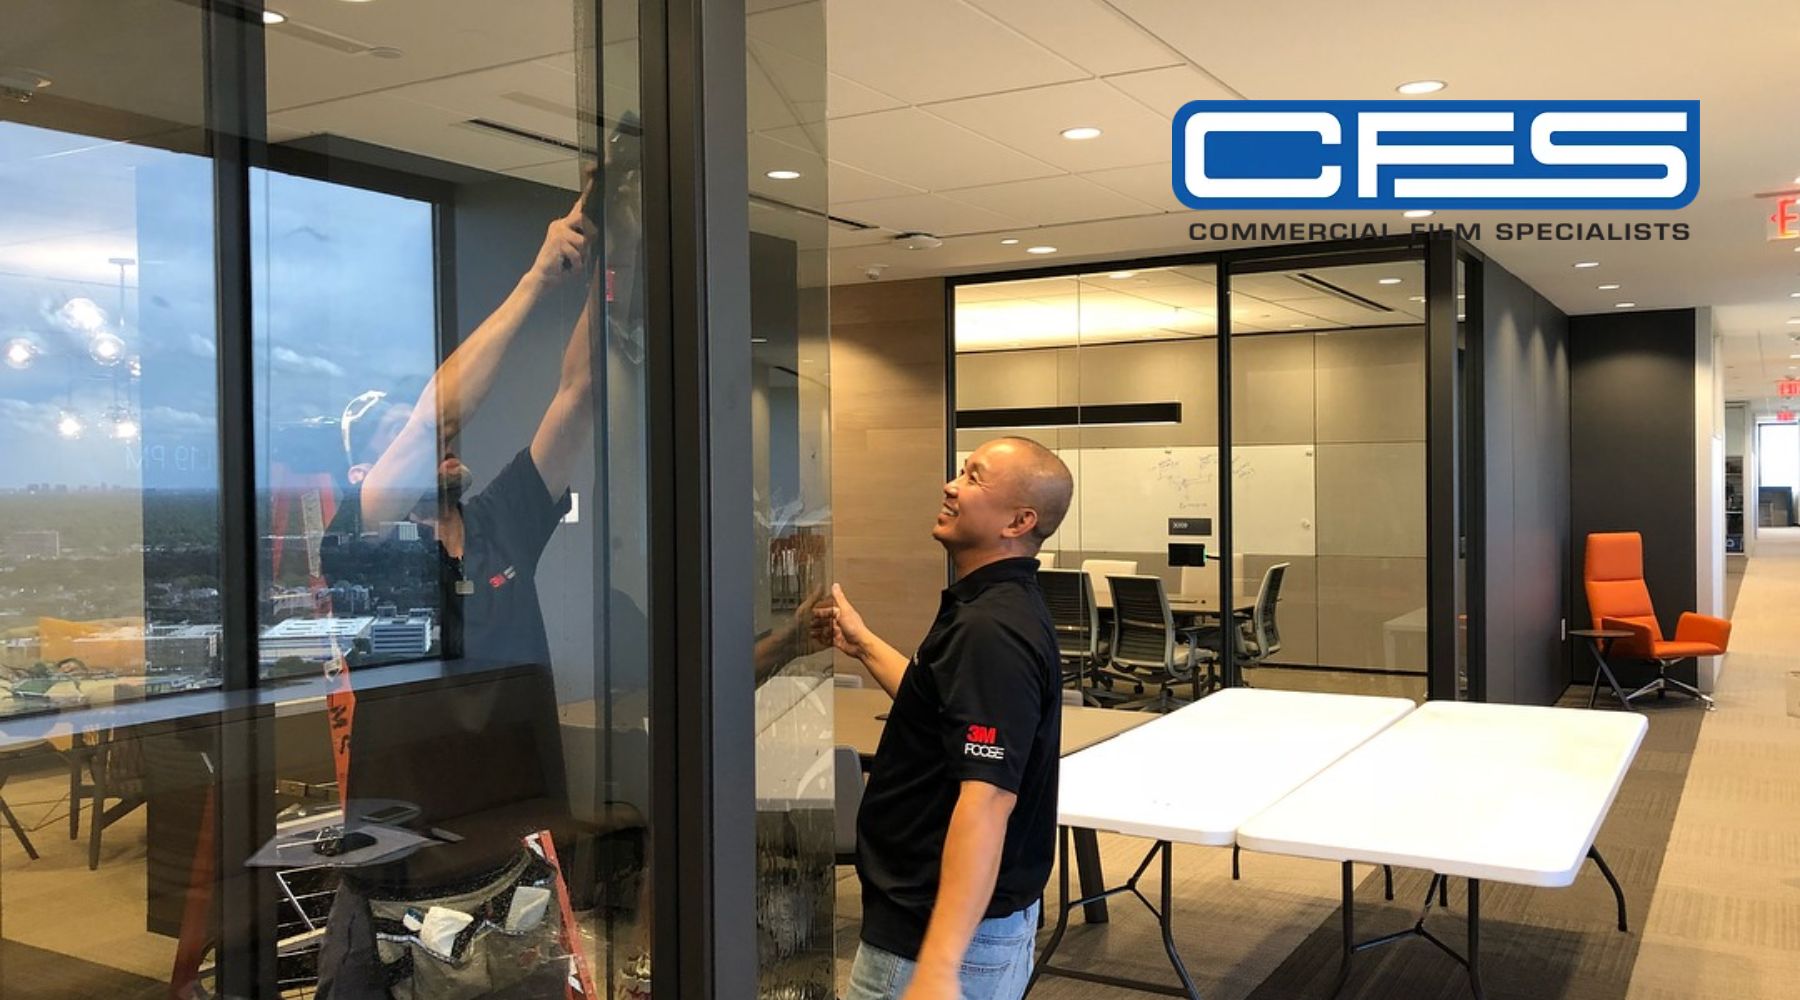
{"left": 962, "top": 446, "right": 1316, "bottom": 556}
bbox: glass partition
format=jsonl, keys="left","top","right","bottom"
{"left": 745, "top": 0, "right": 837, "bottom": 994}
{"left": 952, "top": 245, "right": 1437, "bottom": 705}
{"left": 954, "top": 264, "right": 1224, "bottom": 709}
{"left": 1227, "top": 256, "right": 1428, "bottom": 700}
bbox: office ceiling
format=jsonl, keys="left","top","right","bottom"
{"left": 8, "top": 0, "right": 1799, "bottom": 408}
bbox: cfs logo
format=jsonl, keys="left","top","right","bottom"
{"left": 964, "top": 724, "right": 1005, "bottom": 761}
{"left": 1172, "top": 101, "right": 1699, "bottom": 210}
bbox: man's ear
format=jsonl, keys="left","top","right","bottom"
{"left": 1003, "top": 507, "right": 1040, "bottom": 541}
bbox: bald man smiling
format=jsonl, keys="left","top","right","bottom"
{"left": 815, "top": 437, "right": 1075, "bottom": 1000}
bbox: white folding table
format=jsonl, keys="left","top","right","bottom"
{"left": 1237, "top": 701, "right": 1647, "bottom": 1000}
{"left": 1032, "top": 688, "right": 1416, "bottom": 999}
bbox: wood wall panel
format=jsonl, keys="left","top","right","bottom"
{"left": 830, "top": 279, "right": 948, "bottom": 681}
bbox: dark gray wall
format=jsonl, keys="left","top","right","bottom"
{"left": 1480, "top": 263, "right": 1571, "bottom": 705}
{"left": 1568, "top": 307, "right": 1698, "bottom": 684}
{"left": 451, "top": 177, "right": 599, "bottom": 702}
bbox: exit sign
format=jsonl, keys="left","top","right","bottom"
{"left": 1780, "top": 378, "right": 1800, "bottom": 398}
{"left": 1779, "top": 409, "right": 1796, "bottom": 422}
{"left": 1770, "top": 196, "right": 1800, "bottom": 241}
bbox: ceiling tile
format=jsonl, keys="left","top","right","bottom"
{"left": 1105, "top": 64, "right": 1239, "bottom": 118}
{"left": 830, "top": 160, "right": 924, "bottom": 203}
{"left": 269, "top": 93, "right": 563, "bottom": 172}
{"left": 828, "top": 73, "right": 909, "bottom": 119}
{"left": 748, "top": 39, "right": 828, "bottom": 128}
{"left": 834, "top": 193, "right": 1027, "bottom": 237}
{"left": 925, "top": 79, "right": 1173, "bottom": 172}
{"left": 823, "top": 0, "right": 1088, "bottom": 105}
{"left": 941, "top": 174, "right": 1158, "bottom": 226}
{"left": 966, "top": 0, "right": 1181, "bottom": 76}
{"left": 819, "top": 108, "right": 1061, "bottom": 191}
{"left": 503, "top": 159, "right": 582, "bottom": 190}
{"left": 750, "top": 133, "right": 829, "bottom": 209}
{"left": 1082, "top": 162, "right": 1184, "bottom": 212}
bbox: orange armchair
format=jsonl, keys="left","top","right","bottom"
{"left": 1583, "top": 532, "right": 1727, "bottom": 709}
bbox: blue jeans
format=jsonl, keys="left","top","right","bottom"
{"left": 846, "top": 901, "right": 1040, "bottom": 1000}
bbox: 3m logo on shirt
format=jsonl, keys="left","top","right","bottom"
{"left": 1171, "top": 100, "right": 1700, "bottom": 210}
{"left": 964, "top": 724, "right": 1004, "bottom": 761}
{"left": 488, "top": 566, "right": 517, "bottom": 589}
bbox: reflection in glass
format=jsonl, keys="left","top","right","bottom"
{"left": 747, "top": 1, "right": 837, "bottom": 994}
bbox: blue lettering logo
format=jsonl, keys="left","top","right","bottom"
{"left": 1171, "top": 101, "right": 1699, "bottom": 210}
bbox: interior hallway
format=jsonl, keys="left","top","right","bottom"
{"left": 1624, "top": 527, "right": 1800, "bottom": 1000}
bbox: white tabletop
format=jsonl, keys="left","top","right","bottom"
{"left": 1057, "top": 688, "right": 1416, "bottom": 847}
{"left": 1236, "top": 701, "right": 1647, "bottom": 887}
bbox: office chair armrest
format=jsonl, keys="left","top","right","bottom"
{"left": 1598, "top": 617, "right": 1656, "bottom": 658}
{"left": 1674, "top": 612, "right": 1731, "bottom": 652}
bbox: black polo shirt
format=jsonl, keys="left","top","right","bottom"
{"left": 324, "top": 447, "right": 571, "bottom": 668}
{"left": 855, "top": 556, "right": 1061, "bottom": 960}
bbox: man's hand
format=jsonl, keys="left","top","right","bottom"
{"left": 526, "top": 208, "right": 591, "bottom": 289}
{"left": 898, "top": 965, "right": 958, "bottom": 1000}
{"left": 815, "top": 583, "right": 911, "bottom": 697}
{"left": 813, "top": 583, "right": 872, "bottom": 660}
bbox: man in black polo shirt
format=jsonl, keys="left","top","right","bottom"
{"left": 815, "top": 436, "right": 1073, "bottom": 1000}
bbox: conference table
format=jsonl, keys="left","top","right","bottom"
{"left": 835, "top": 684, "right": 1152, "bottom": 923}
{"left": 1093, "top": 592, "right": 1257, "bottom": 616}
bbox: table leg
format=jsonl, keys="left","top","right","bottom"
{"left": 1073, "top": 826, "right": 1109, "bottom": 924}
{"left": 1588, "top": 845, "right": 1628, "bottom": 932}
{"left": 1232, "top": 842, "right": 1240, "bottom": 881}
{"left": 1333, "top": 861, "right": 1356, "bottom": 996}
{"left": 1467, "top": 879, "right": 1485, "bottom": 1000}
{"left": 1027, "top": 826, "right": 1073, "bottom": 997}
{"left": 1383, "top": 864, "right": 1394, "bottom": 901}
{"left": 1159, "top": 841, "right": 1201, "bottom": 1000}
{"left": 1586, "top": 638, "right": 1630, "bottom": 709}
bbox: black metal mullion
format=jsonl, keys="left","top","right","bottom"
{"left": 1216, "top": 261, "right": 1236, "bottom": 687}
{"left": 203, "top": 0, "right": 276, "bottom": 995}
{"left": 643, "top": 0, "right": 754, "bottom": 995}
{"left": 1425, "top": 232, "right": 1459, "bottom": 701}
{"left": 1460, "top": 246, "right": 1488, "bottom": 702}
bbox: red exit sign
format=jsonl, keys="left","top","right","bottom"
{"left": 1779, "top": 409, "right": 1796, "bottom": 422}
{"left": 1780, "top": 378, "right": 1800, "bottom": 398}
{"left": 1770, "top": 196, "right": 1800, "bottom": 241}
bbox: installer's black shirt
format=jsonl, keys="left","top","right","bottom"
{"left": 855, "top": 555, "right": 1062, "bottom": 960}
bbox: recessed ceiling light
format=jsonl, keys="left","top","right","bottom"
{"left": 1788, "top": 318, "right": 1800, "bottom": 325}
{"left": 1026, "top": 246, "right": 1057, "bottom": 254}
{"left": 1573, "top": 261, "right": 1600, "bottom": 269}
{"left": 1108, "top": 271, "right": 1137, "bottom": 280}
{"left": 1377, "top": 277, "right": 1403, "bottom": 285}
{"left": 263, "top": 9, "right": 287, "bottom": 23}
{"left": 1614, "top": 302, "right": 1637, "bottom": 308}
{"left": 1598, "top": 283, "right": 1621, "bottom": 290}
{"left": 1396, "top": 80, "right": 1446, "bottom": 95}
{"left": 1403, "top": 209, "right": 1434, "bottom": 219}
{"left": 1408, "top": 295, "right": 1426, "bottom": 302}
{"left": 750, "top": 337, "right": 768, "bottom": 344}
{"left": 1790, "top": 292, "right": 1800, "bottom": 298}
{"left": 1000, "top": 238, "right": 1020, "bottom": 245}
{"left": 765, "top": 169, "right": 800, "bottom": 180}
{"left": 1290, "top": 323, "right": 1307, "bottom": 328}
{"left": 1060, "top": 126, "right": 1102, "bottom": 141}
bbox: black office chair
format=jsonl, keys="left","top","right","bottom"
{"left": 1038, "top": 568, "right": 1103, "bottom": 703}
{"left": 1235, "top": 562, "right": 1289, "bottom": 672}
{"left": 833, "top": 746, "right": 862, "bottom": 866}
{"left": 1101, "top": 575, "right": 1218, "bottom": 713}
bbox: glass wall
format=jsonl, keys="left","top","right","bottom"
{"left": 954, "top": 265, "right": 1225, "bottom": 709}
{"left": 1227, "top": 257, "right": 1428, "bottom": 700}
{"left": 952, "top": 245, "right": 1435, "bottom": 704}
{"left": 1, "top": 2, "right": 670, "bottom": 996}
{"left": 745, "top": 0, "right": 836, "bottom": 994}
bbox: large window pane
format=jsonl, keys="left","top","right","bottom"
{"left": 254, "top": 2, "right": 650, "bottom": 995}
{"left": 0, "top": 1, "right": 219, "bottom": 994}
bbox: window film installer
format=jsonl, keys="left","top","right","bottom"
{"left": 814, "top": 438, "right": 1074, "bottom": 1000}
